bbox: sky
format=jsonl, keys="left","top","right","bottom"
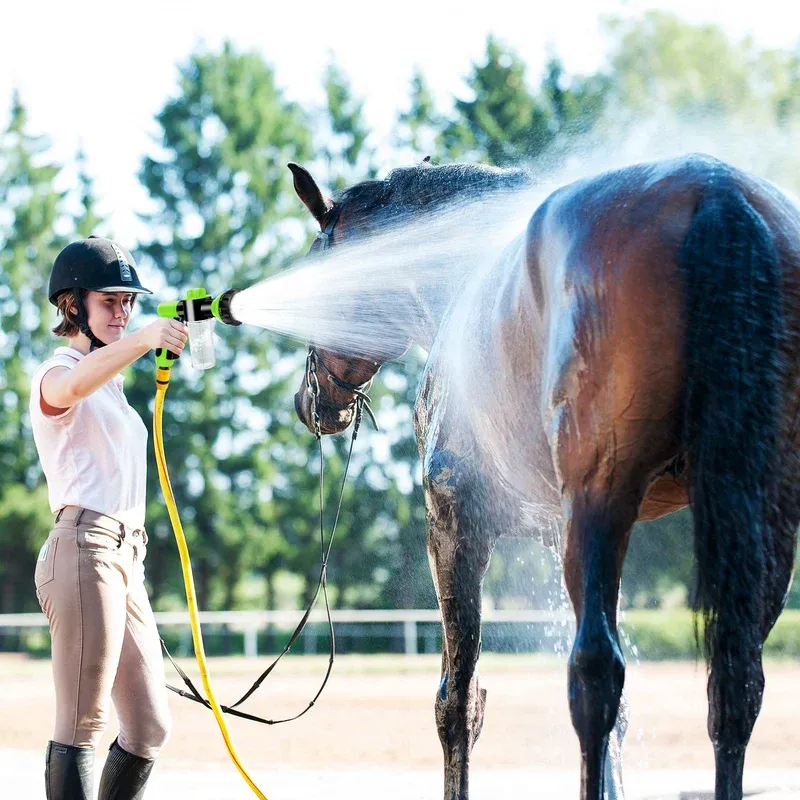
{"left": 1, "top": 0, "right": 799, "bottom": 245}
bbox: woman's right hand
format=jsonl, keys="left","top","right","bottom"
{"left": 140, "top": 319, "right": 188, "bottom": 356}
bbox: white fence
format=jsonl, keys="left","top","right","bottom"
{"left": 0, "top": 609, "right": 573, "bottom": 657}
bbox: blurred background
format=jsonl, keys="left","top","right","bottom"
{"left": 1, "top": 0, "right": 800, "bottom": 659}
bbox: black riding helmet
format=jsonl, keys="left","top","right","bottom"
{"left": 48, "top": 236, "right": 152, "bottom": 349}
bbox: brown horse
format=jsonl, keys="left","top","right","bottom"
{"left": 288, "top": 154, "right": 800, "bottom": 800}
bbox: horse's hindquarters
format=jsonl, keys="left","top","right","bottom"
{"left": 531, "top": 159, "right": 709, "bottom": 800}
{"left": 536, "top": 187, "right": 690, "bottom": 500}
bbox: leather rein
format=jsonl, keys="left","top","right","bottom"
{"left": 163, "top": 202, "right": 378, "bottom": 725}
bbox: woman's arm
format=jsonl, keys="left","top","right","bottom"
{"left": 41, "top": 319, "right": 187, "bottom": 412}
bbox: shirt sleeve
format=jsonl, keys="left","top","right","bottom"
{"left": 30, "top": 355, "right": 81, "bottom": 424}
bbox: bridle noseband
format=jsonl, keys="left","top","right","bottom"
{"left": 305, "top": 348, "right": 378, "bottom": 436}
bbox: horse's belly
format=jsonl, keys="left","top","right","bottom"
{"left": 637, "top": 473, "right": 689, "bottom": 521}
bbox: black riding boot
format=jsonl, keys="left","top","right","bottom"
{"left": 98, "top": 738, "right": 156, "bottom": 799}
{"left": 45, "top": 740, "right": 94, "bottom": 800}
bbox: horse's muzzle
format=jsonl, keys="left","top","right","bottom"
{"left": 294, "top": 387, "right": 356, "bottom": 436}
{"left": 294, "top": 389, "right": 314, "bottom": 434}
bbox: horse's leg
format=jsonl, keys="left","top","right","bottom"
{"left": 709, "top": 479, "right": 800, "bottom": 799}
{"left": 561, "top": 478, "right": 647, "bottom": 800}
{"left": 425, "top": 458, "right": 495, "bottom": 800}
{"left": 668, "top": 163, "right": 798, "bottom": 800}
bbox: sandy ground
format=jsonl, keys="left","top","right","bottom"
{"left": 2, "top": 652, "right": 799, "bottom": 776}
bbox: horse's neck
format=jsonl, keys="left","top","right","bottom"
{"left": 408, "top": 257, "right": 513, "bottom": 352}
{"left": 426, "top": 234, "right": 533, "bottom": 353}
{"left": 463, "top": 235, "right": 539, "bottom": 376}
{"left": 409, "top": 284, "right": 454, "bottom": 352}
{"left": 414, "top": 233, "right": 559, "bottom": 521}
{"left": 415, "top": 233, "right": 537, "bottom": 417}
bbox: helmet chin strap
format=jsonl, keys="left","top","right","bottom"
{"left": 72, "top": 289, "right": 106, "bottom": 352}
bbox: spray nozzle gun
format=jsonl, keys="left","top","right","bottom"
{"left": 156, "top": 288, "right": 242, "bottom": 370}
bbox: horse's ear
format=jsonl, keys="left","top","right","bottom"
{"left": 288, "top": 163, "right": 332, "bottom": 228}
{"left": 421, "top": 156, "right": 433, "bottom": 166}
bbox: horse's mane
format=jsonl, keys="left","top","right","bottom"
{"left": 334, "top": 162, "right": 531, "bottom": 219}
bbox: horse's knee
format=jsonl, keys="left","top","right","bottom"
{"left": 568, "top": 620, "right": 626, "bottom": 742}
{"left": 435, "top": 671, "right": 487, "bottom": 751}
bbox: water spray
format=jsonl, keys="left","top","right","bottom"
{"left": 151, "top": 287, "right": 268, "bottom": 800}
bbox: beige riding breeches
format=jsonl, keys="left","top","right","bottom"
{"left": 34, "top": 506, "right": 171, "bottom": 759}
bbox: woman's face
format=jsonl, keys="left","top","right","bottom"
{"left": 81, "top": 291, "right": 135, "bottom": 345}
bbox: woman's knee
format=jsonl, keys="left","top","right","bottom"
{"left": 118, "top": 708, "right": 172, "bottom": 760}
{"left": 56, "top": 714, "right": 107, "bottom": 751}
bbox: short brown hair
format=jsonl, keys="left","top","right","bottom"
{"left": 51, "top": 290, "right": 137, "bottom": 339}
{"left": 52, "top": 290, "right": 82, "bottom": 338}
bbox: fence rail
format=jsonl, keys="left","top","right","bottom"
{"left": 0, "top": 609, "right": 573, "bottom": 657}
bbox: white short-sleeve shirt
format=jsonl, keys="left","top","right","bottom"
{"left": 29, "top": 346, "right": 148, "bottom": 529}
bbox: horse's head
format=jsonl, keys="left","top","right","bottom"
{"left": 288, "top": 162, "right": 412, "bottom": 435}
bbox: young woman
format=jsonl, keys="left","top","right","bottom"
{"left": 30, "top": 236, "right": 187, "bottom": 799}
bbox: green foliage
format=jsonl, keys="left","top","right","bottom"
{"left": 603, "top": 11, "right": 800, "bottom": 128}
{"left": 363, "top": 351, "right": 437, "bottom": 610}
{"left": 438, "top": 37, "right": 609, "bottom": 166}
{"left": 321, "top": 60, "right": 376, "bottom": 188}
{"left": 0, "top": 93, "right": 70, "bottom": 613}
{"left": 396, "top": 68, "right": 445, "bottom": 161}
{"left": 762, "top": 611, "right": 800, "bottom": 656}
{"left": 440, "top": 36, "right": 549, "bottom": 165}
{"left": 774, "top": 45, "right": 800, "bottom": 128}
{"left": 620, "top": 609, "right": 699, "bottom": 660}
{"left": 621, "top": 609, "right": 800, "bottom": 660}
{"left": 483, "top": 538, "right": 564, "bottom": 611}
{"left": 134, "top": 42, "right": 426, "bottom": 616}
{"left": 140, "top": 41, "right": 311, "bottom": 267}
{"left": 0, "top": 484, "right": 53, "bottom": 616}
{"left": 312, "top": 79, "right": 432, "bottom": 609}
{"left": 622, "top": 509, "right": 696, "bottom": 609}
{"left": 73, "top": 148, "right": 104, "bottom": 238}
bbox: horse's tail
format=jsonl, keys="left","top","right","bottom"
{"left": 679, "top": 169, "right": 782, "bottom": 704}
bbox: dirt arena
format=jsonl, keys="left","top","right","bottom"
{"left": 2, "top": 652, "right": 799, "bottom": 774}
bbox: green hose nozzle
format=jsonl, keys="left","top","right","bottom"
{"left": 156, "top": 288, "right": 241, "bottom": 369}
{"left": 211, "top": 289, "right": 242, "bottom": 327}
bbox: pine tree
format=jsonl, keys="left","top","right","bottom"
{"left": 320, "top": 59, "right": 377, "bottom": 190}
{"left": 0, "top": 92, "right": 68, "bottom": 615}
{"left": 73, "top": 147, "right": 104, "bottom": 237}
{"left": 440, "top": 36, "right": 553, "bottom": 165}
{"left": 396, "top": 68, "right": 443, "bottom": 161}
{"left": 135, "top": 42, "right": 314, "bottom": 610}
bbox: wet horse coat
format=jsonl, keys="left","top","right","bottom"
{"left": 290, "top": 154, "right": 800, "bottom": 800}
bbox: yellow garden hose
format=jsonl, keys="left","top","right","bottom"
{"left": 153, "top": 366, "right": 269, "bottom": 800}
